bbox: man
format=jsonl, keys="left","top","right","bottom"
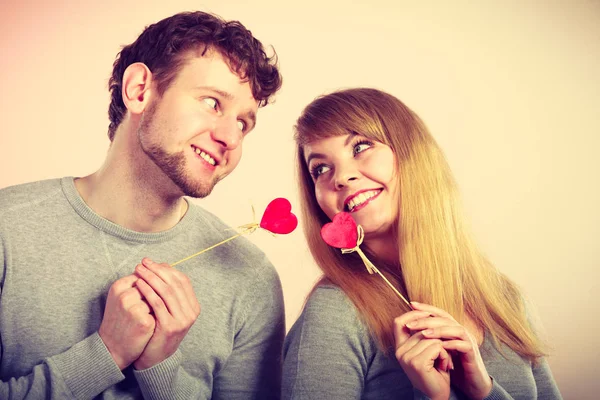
{"left": 0, "top": 11, "right": 284, "bottom": 399}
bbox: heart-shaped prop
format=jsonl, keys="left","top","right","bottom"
{"left": 320, "top": 212, "right": 358, "bottom": 249}
{"left": 320, "top": 211, "right": 412, "bottom": 308}
{"left": 260, "top": 198, "right": 298, "bottom": 234}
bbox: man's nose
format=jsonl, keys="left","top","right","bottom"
{"left": 211, "top": 117, "right": 242, "bottom": 150}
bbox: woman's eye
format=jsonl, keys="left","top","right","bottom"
{"left": 353, "top": 142, "right": 372, "bottom": 155}
{"left": 237, "top": 120, "right": 246, "bottom": 132}
{"left": 311, "top": 164, "right": 331, "bottom": 179}
{"left": 203, "top": 97, "right": 218, "bottom": 110}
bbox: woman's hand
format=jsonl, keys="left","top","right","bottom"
{"left": 406, "top": 302, "right": 493, "bottom": 400}
{"left": 394, "top": 310, "right": 452, "bottom": 400}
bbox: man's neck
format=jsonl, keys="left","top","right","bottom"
{"left": 75, "top": 129, "right": 188, "bottom": 233}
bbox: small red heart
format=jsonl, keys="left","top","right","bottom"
{"left": 320, "top": 212, "right": 358, "bottom": 249}
{"left": 260, "top": 198, "right": 298, "bottom": 234}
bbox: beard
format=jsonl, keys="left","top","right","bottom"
{"left": 137, "top": 103, "right": 218, "bottom": 199}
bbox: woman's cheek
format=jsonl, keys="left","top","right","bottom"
{"left": 315, "top": 191, "right": 335, "bottom": 220}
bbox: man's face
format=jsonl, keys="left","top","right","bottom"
{"left": 138, "top": 50, "right": 258, "bottom": 198}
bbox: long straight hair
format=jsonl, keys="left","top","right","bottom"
{"left": 295, "top": 88, "right": 545, "bottom": 360}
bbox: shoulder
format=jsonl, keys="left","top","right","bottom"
{"left": 287, "top": 284, "right": 370, "bottom": 346}
{"left": 304, "top": 284, "right": 360, "bottom": 320}
{"left": 283, "top": 284, "right": 377, "bottom": 393}
{"left": 0, "top": 178, "right": 63, "bottom": 214}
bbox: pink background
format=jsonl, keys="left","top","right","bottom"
{"left": 1, "top": 1, "right": 598, "bottom": 398}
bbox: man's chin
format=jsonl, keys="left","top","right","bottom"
{"left": 180, "top": 181, "right": 217, "bottom": 199}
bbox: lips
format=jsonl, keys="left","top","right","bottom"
{"left": 344, "top": 189, "right": 383, "bottom": 212}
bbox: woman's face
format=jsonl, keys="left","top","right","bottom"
{"left": 304, "top": 133, "right": 399, "bottom": 240}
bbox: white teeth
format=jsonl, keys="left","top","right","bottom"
{"left": 347, "top": 190, "right": 380, "bottom": 211}
{"left": 193, "top": 146, "right": 216, "bottom": 166}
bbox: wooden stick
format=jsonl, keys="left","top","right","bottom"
{"left": 357, "top": 248, "right": 413, "bottom": 309}
{"left": 170, "top": 233, "right": 244, "bottom": 267}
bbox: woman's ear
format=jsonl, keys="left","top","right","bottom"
{"left": 121, "top": 62, "right": 153, "bottom": 116}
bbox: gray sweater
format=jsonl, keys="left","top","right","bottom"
{"left": 0, "top": 177, "right": 285, "bottom": 399}
{"left": 283, "top": 285, "right": 562, "bottom": 400}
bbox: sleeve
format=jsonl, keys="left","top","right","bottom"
{"left": 133, "top": 351, "right": 207, "bottom": 400}
{"left": 532, "top": 358, "right": 563, "bottom": 400}
{"left": 0, "top": 332, "right": 125, "bottom": 399}
{"left": 282, "top": 286, "right": 380, "bottom": 400}
{"left": 213, "top": 260, "right": 285, "bottom": 400}
{"left": 0, "top": 236, "right": 124, "bottom": 399}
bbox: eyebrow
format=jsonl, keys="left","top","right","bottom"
{"left": 305, "top": 134, "right": 356, "bottom": 166}
{"left": 196, "top": 86, "right": 257, "bottom": 131}
{"left": 305, "top": 152, "right": 325, "bottom": 166}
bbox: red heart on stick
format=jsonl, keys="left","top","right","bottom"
{"left": 320, "top": 212, "right": 358, "bottom": 249}
{"left": 260, "top": 198, "right": 298, "bottom": 234}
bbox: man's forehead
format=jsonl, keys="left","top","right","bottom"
{"left": 183, "top": 47, "right": 249, "bottom": 84}
{"left": 179, "top": 52, "right": 256, "bottom": 97}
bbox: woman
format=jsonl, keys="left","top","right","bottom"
{"left": 282, "top": 88, "right": 562, "bottom": 399}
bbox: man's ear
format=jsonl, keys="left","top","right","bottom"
{"left": 122, "top": 62, "right": 154, "bottom": 115}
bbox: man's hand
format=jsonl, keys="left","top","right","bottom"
{"left": 98, "top": 275, "right": 156, "bottom": 370}
{"left": 132, "top": 258, "right": 201, "bottom": 370}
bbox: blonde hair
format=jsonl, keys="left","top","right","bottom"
{"left": 295, "top": 88, "right": 545, "bottom": 361}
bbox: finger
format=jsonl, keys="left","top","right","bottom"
{"left": 135, "top": 263, "right": 184, "bottom": 318}
{"left": 394, "top": 310, "right": 433, "bottom": 344}
{"left": 141, "top": 258, "right": 181, "bottom": 287}
{"left": 168, "top": 267, "right": 200, "bottom": 317}
{"left": 394, "top": 310, "right": 434, "bottom": 345}
{"left": 128, "top": 303, "right": 155, "bottom": 332}
{"left": 393, "top": 316, "right": 411, "bottom": 346}
{"left": 421, "top": 325, "right": 470, "bottom": 341}
{"left": 111, "top": 274, "right": 140, "bottom": 296}
{"left": 398, "top": 330, "right": 442, "bottom": 359}
{"left": 442, "top": 340, "right": 478, "bottom": 366}
{"left": 405, "top": 316, "right": 459, "bottom": 332}
{"left": 436, "top": 346, "right": 452, "bottom": 372}
{"left": 395, "top": 310, "right": 432, "bottom": 326}
{"left": 441, "top": 340, "right": 475, "bottom": 357}
{"left": 120, "top": 286, "right": 151, "bottom": 314}
{"left": 141, "top": 259, "right": 192, "bottom": 312}
{"left": 410, "top": 302, "right": 455, "bottom": 320}
{"left": 413, "top": 341, "right": 454, "bottom": 376}
{"left": 402, "top": 338, "right": 445, "bottom": 371}
{"left": 135, "top": 277, "right": 172, "bottom": 322}
{"left": 395, "top": 329, "right": 428, "bottom": 361}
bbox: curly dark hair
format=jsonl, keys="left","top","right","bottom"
{"left": 107, "top": 11, "right": 282, "bottom": 141}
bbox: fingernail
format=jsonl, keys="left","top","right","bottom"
{"left": 142, "top": 258, "right": 153, "bottom": 266}
{"left": 406, "top": 321, "right": 416, "bottom": 328}
{"left": 410, "top": 301, "right": 419, "bottom": 305}
{"left": 423, "top": 329, "right": 433, "bottom": 335}
{"left": 136, "top": 264, "right": 147, "bottom": 272}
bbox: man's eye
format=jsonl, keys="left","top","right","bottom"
{"left": 237, "top": 120, "right": 246, "bottom": 132}
{"left": 203, "top": 97, "right": 218, "bottom": 110}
